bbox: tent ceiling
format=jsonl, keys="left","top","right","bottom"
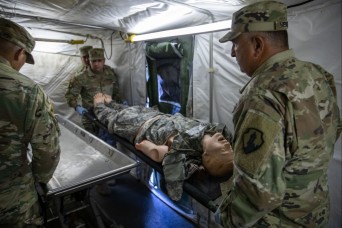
{"left": 0, "top": 0, "right": 237, "bottom": 33}
{"left": 0, "top": 0, "right": 328, "bottom": 36}
{"left": 0, "top": 0, "right": 332, "bottom": 56}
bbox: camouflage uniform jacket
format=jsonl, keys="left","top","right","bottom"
{"left": 218, "top": 50, "right": 341, "bottom": 227}
{"left": 65, "top": 64, "right": 121, "bottom": 110}
{"left": 0, "top": 56, "right": 61, "bottom": 223}
{"left": 94, "top": 101, "right": 231, "bottom": 201}
{"left": 65, "top": 65, "right": 121, "bottom": 134}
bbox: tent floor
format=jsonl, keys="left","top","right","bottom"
{"left": 45, "top": 173, "right": 197, "bottom": 228}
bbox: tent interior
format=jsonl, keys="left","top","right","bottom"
{"left": 1, "top": 0, "right": 341, "bottom": 227}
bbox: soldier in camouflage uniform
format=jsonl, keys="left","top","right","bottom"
{"left": 93, "top": 93, "right": 234, "bottom": 201}
{"left": 65, "top": 48, "right": 122, "bottom": 196}
{"left": 0, "top": 18, "right": 60, "bottom": 226}
{"left": 216, "top": 1, "right": 342, "bottom": 227}
{"left": 78, "top": 45, "right": 93, "bottom": 72}
{"left": 65, "top": 48, "right": 122, "bottom": 135}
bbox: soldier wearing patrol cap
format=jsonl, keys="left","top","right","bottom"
{"left": 0, "top": 18, "right": 35, "bottom": 65}
{"left": 80, "top": 45, "right": 93, "bottom": 56}
{"left": 88, "top": 48, "right": 106, "bottom": 72}
{"left": 89, "top": 47, "right": 104, "bottom": 60}
{"left": 65, "top": 47, "right": 122, "bottom": 195}
{"left": 65, "top": 47, "right": 122, "bottom": 133}
{"left": 65, "top": 45, "right": 92, "bottom": 109}
{"left": 79, "top": 45, "right": 93, "bottom": 70}
{"left": 65, "top": 45, "right": 92, "bottom": 118}
{"left": 216, "top": 1, "right": 341, "bottom": 227}
{"left": 0, "top": 18, "right": 61, "bottom": 226}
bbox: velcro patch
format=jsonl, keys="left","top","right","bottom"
{"left": 235, "top": 110, "right": 281, "bottom": 178}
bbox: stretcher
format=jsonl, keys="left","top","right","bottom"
{"left": 84, "top": 112, "right": 231, "bottom": 214}
{"left": 36, "top": 114, "right": 139, "bottom": 227}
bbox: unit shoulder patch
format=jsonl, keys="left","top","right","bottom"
{"left": 242, "top": 128, "right": 264, "bottom": 154}
{"left": 234, "top": 108, "right": 282, "bottom": 178}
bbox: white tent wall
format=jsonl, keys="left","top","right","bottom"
{"left": 288, "top": 4, "right": 341, "bottom": 228}
{"left": 22, "top": 52, "right": 83, "bottom": 125}
{"left": 192, "top": 1, "right": 341, "bottom": 227}
{"left": 193, "top": 32, "right": 245, "bottom": 130}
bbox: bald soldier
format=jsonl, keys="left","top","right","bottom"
{"left": 216, "top": 1, "right": 342, "bottom": 227}
{"left": 0, "top": 18, "right": 60, "bottom": 226}
{"left": 93, "top": 93, "right": 234, "bottom": 201}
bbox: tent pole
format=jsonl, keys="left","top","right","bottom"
{"left": 155, "top": 0, "right": 215, "bottom": 122}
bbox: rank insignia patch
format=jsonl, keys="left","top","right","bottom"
{"left": 243, "top": 128, "right": 264, "bottom": 154}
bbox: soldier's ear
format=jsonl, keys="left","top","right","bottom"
{"left": 251, "top": 35, "right": 265, "bottom": 58}
{"left": 13, "top": 48, "right": 25, "bottom": 61}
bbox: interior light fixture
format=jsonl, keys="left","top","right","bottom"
{"left": 35, "top": 38, "right": 85, "bottom": 44}
{"left": 126, "top": 20, "right": 231, "bottom": 43}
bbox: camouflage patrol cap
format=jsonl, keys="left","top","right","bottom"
{"left": 79, "top": 45, "right": 93, "bottom": 57}
{"left": 89, "top": 48, "right": 105, "bottom": 61}
{"left": 0, "top": 18, "right": 35, "bottom": 64}
{"left": 219, "top": 1, "right": 288, "bottom": 43}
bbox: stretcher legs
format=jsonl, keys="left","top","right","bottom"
{"left": 41, "top": 188, "right": 109, "bottom": 227}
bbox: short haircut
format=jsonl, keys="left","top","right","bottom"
{"left": 262, "top": 30, "right": 289, "bottom": 49}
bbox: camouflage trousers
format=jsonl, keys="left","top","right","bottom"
{"left": 0, "top": 202, "right": 44, "bottom": 227}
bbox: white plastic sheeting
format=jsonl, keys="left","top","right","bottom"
{"left": 192, "top": 1, "right": 341, "bottom": 227}
{"left": 0, "top": 1, "right": 331, "bottom": 38}
{"left": 0, "top": 0, "right": 240, "bottom": 34}
{"left": 193, "top": 32, "right": 246, "bottom": 130}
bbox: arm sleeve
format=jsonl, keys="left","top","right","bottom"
{"left": 324, "top": 71, "right": 342, "bottom": 139}
{"left": 111, "top": 70, "right": 122, "bottom": 102}
{"left": 219, "top": 97, "right": 286, "bottom": 227}
{"left": 28, "top": 84, "right": 61, "bottom": 183}
{"left": 93, "top": 102, "right": 118, "bottom": 133}
{"left": 65, "top": 73, "right": 82, "bottom": 108}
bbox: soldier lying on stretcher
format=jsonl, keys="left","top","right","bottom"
{"left": 93, "top": 93, "right": 234, "bottom": 200}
